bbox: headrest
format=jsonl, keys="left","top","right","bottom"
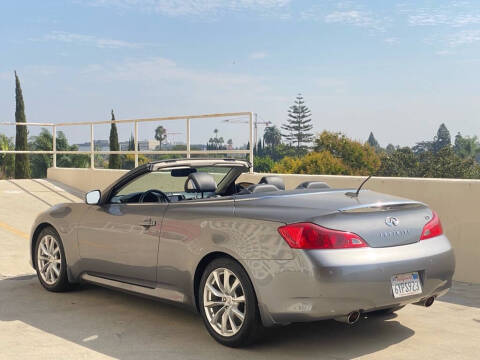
{"left": 259, "top": 176, "right": 285, "bottom": 190}
{"left": 296, "top": 181, "right": 330, "bottom": 189}
{"left": 247, "top": 184, "right": 280, "bottom": 193}
{"left": 184, "top": 172, "right": 217, "bottom": 193}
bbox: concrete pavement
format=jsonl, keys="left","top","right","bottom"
{"left": 0, "top": 179, "right": 479, "bottom": 360}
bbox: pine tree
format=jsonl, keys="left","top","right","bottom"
{"left": 109, "top": 110, "right": 121, "bottom": 169}
{"left": 14, "top": 71, "right": 30, "bottom": 179}
{"left": 433, "top": 123, "right": 451, "bottom": 153}
{"left": 281, "top": 94, "right": 314, "bottom": 151}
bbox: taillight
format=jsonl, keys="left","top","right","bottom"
{"left": 278, "top": 222, "right": 368, "bottom": 249}
{"left": 420, "top": 211, "right": 443, "bottom": 240}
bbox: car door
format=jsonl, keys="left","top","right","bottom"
{"left": 77, "top": 203, "right": 166, "bottom": 287}
{"left": 77, "top": 172, "right": 169, "bottom": 287}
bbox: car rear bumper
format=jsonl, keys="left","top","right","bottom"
{"left": 244, "top": 235, "right": 455, "bottom": 327}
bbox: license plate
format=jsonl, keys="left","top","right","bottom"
{"left": 391, "top": 272, "right": 422, "bottom": 298}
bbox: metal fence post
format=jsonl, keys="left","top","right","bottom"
{"left": 52, "top": 125, "right": 57, "bottom": 168}
{"left": 90, "top": 123, "right": 94, "bottom": 169}
{"left": 249, "top": 112, "right": 254, "bottom": 173}
{"left": 186, "top": 118, "right": 191, "bottom": 159}
{"left": 134, "top": 120, "right": 139, "bottom": 167}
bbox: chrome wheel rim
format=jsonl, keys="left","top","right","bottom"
{"left": 203, "top": 268, "right": 246, "bottom": 337}
{"left": 37, "top": 235, "right": 62, "bottom": 286}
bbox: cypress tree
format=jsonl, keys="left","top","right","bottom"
{"left": 109, "top": 109, "right": 121, "bottom": 169}
{"left": 367, "top": 132, "right": 381, "bottom": 152}
{"left": 281, "top": 94, "right": 314, "bottom": 151}
{"left": 14, "top": 71, "right": 30, "bottom": 179}
{"left": 127, "top": 133, "right": 135, "bottom": 151}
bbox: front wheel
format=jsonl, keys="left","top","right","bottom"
{"left": 34, "top": 226, "right": 72, "bottom": 292}
{"left": 199, "top": 258, "right": 262, "bottom": 347}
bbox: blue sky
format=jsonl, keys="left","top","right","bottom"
{"left": 1, "top": 0, "right": 480, "bottom": 147}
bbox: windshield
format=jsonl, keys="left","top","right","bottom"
{"left": 110, "top": 165, "right": 237, "bottom": 204}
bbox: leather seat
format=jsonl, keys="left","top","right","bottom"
{"left": 247, "top": 184, "right": 280, "bottom": 193}
{"left": 185, "top": 172, "right": 217, "bottom": 198}
{"left": 296, "top": 181, "right": 330, "bottom": 189}
{"left": 259, "top": 176, "right": 285, "bottom": 190}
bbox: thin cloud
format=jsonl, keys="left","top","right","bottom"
{"left": 404, "top": 1, "right": 480, "bottom": 27}
{"left": 448, "top": 30, "right": 480, "bottom": 46}
{"left": 384, "top": 37, "right": 399, "bottom": 44}
{"left": 249, "top": 51, "right": 268, "bottom": 60}
{"left": 33, "top": 31, "right": 146, "bottom": 49}
{"left": 325, "top": 11, "right": 372, "bottom": 26}
{"left": 301, "top": 2, "right": 389, "bottom": 32}
{"left": 78, "top": 0, "right": 291, "bottom": 17}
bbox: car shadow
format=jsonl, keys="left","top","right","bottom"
{"left": 0, "top": 275, "right": 415, "bottom": 360}
{"left": 436, "top": 281, "right": 480, "bottom": 309}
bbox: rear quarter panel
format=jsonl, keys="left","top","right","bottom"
{"left": 157, "top": 197, "right": 292, "bottom": 308}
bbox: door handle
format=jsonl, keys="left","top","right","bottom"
{"left": 140, "top": 218, "right": 156, "bottom": 227}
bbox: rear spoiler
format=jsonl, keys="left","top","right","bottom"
{"left": 338, "top": 201, "right": 426, "bottom": 213}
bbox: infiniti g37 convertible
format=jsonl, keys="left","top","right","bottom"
{"left": 30, "top": 158, "right": 455, "bottom": 347}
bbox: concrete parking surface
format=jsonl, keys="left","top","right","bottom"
{"left": 0, "top": 179, "right": 479, "bottom": 360}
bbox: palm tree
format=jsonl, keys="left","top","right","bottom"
{"left": 155, "top": 125, "right": 167, "bottom": 150}
{"left": 263, "top": 125, "right": 282, "bottom": 150}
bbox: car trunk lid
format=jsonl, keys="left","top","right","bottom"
{"left": 234, "top": 189, "right": 432, "bottom": 248}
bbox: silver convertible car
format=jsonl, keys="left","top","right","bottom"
{"left": 30, "top": 158, "right": 455, "bottom": 347}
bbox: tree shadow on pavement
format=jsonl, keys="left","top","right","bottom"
{"left": 0, "top": 275, "right": 414, "bottom": 360}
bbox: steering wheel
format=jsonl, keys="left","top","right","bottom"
{"left": 139, "top": 189, "right": 170, "bottom": 203}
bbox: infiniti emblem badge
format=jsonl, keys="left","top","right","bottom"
{"left": 385, "top": 216, "right": 400, "bottom": 227}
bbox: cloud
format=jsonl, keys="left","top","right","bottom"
{"left": 436, "top": 49, "right": 454, "bottom": 56}
{"left": 301, "top": 2, "right": 389, "bottom": 32}
{"left": 78, "top": 0, "right": 291, "bottom": 17}
{"left": 83, "top": 57, "right": 271, "bottom": 94}
{"left": 448, "top": 30, "right": 480, "bottom": 46}
{"left": 408, "top": 12, "right": 480, "bottom": 27}
{"left": 404, "top": 2, "right": 480, "bottom": 27}
{"left": 34, "top": 31, "right": 145, "bottom": 49}
{"left": 249, "top": 51, "right": 268, "bottom": 60}
{"left": 384, "top": 37, "right": 399, "bottom": 44}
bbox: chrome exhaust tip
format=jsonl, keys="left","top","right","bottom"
{"left": 414, "top": 296, "right": 435, "bottom": 307}
{"left": 335, "top": 311, "right": 361, "bottom": 325}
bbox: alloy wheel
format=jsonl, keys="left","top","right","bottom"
{"left": 37, "top": 234, "right": 62, "bottom": 286}
{"left": 203, "top": 268, "right": 246, "bottom": 337}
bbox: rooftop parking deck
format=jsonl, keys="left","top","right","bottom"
{"left": 0, "top": 178, "right": 479, "bottom": 359}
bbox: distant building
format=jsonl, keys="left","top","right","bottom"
{"left": 75, "top": 140, "right": 109, "bottom": 152}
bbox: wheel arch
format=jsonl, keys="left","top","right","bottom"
{"left": 193, "top": 252, "right": 260, "bottom": 310}
{"left": 31, "top": 222, "right": 56, "bottom": 269}
{"left": 192, "top": 251, "right": 273, "bottom": 326}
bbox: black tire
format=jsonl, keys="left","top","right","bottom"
{"left": 198, "top": 257, "right": 263, "bottom": 347}
{"left": 34, "top": 226, "right": 72, "bottom": 292}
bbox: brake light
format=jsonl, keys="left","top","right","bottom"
{"left": 278, "top": 222, "right": 368, "bottom": 249}
{"left": 420, "top": 211, "right": 443, "bottom": 240}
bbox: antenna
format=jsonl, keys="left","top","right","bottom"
{"left": 346, "top": 175, "right": 372, "bottom": 198}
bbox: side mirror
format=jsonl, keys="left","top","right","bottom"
{"left": 85, "top": 190, "right": 101, "bottom": 205}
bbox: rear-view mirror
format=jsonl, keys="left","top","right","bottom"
{"left": 171, "top": 168, "right": 196, "bottom": 177}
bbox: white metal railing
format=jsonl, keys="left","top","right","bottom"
{"left": 0, "top": 112, "right": 255, "bottom": 172}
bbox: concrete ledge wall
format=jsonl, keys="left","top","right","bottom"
{"left": 48, "top": 167, "right": 480, "bottom": 283}
{"left": 48, "top": 167, "right": 128, "bottom": 193}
